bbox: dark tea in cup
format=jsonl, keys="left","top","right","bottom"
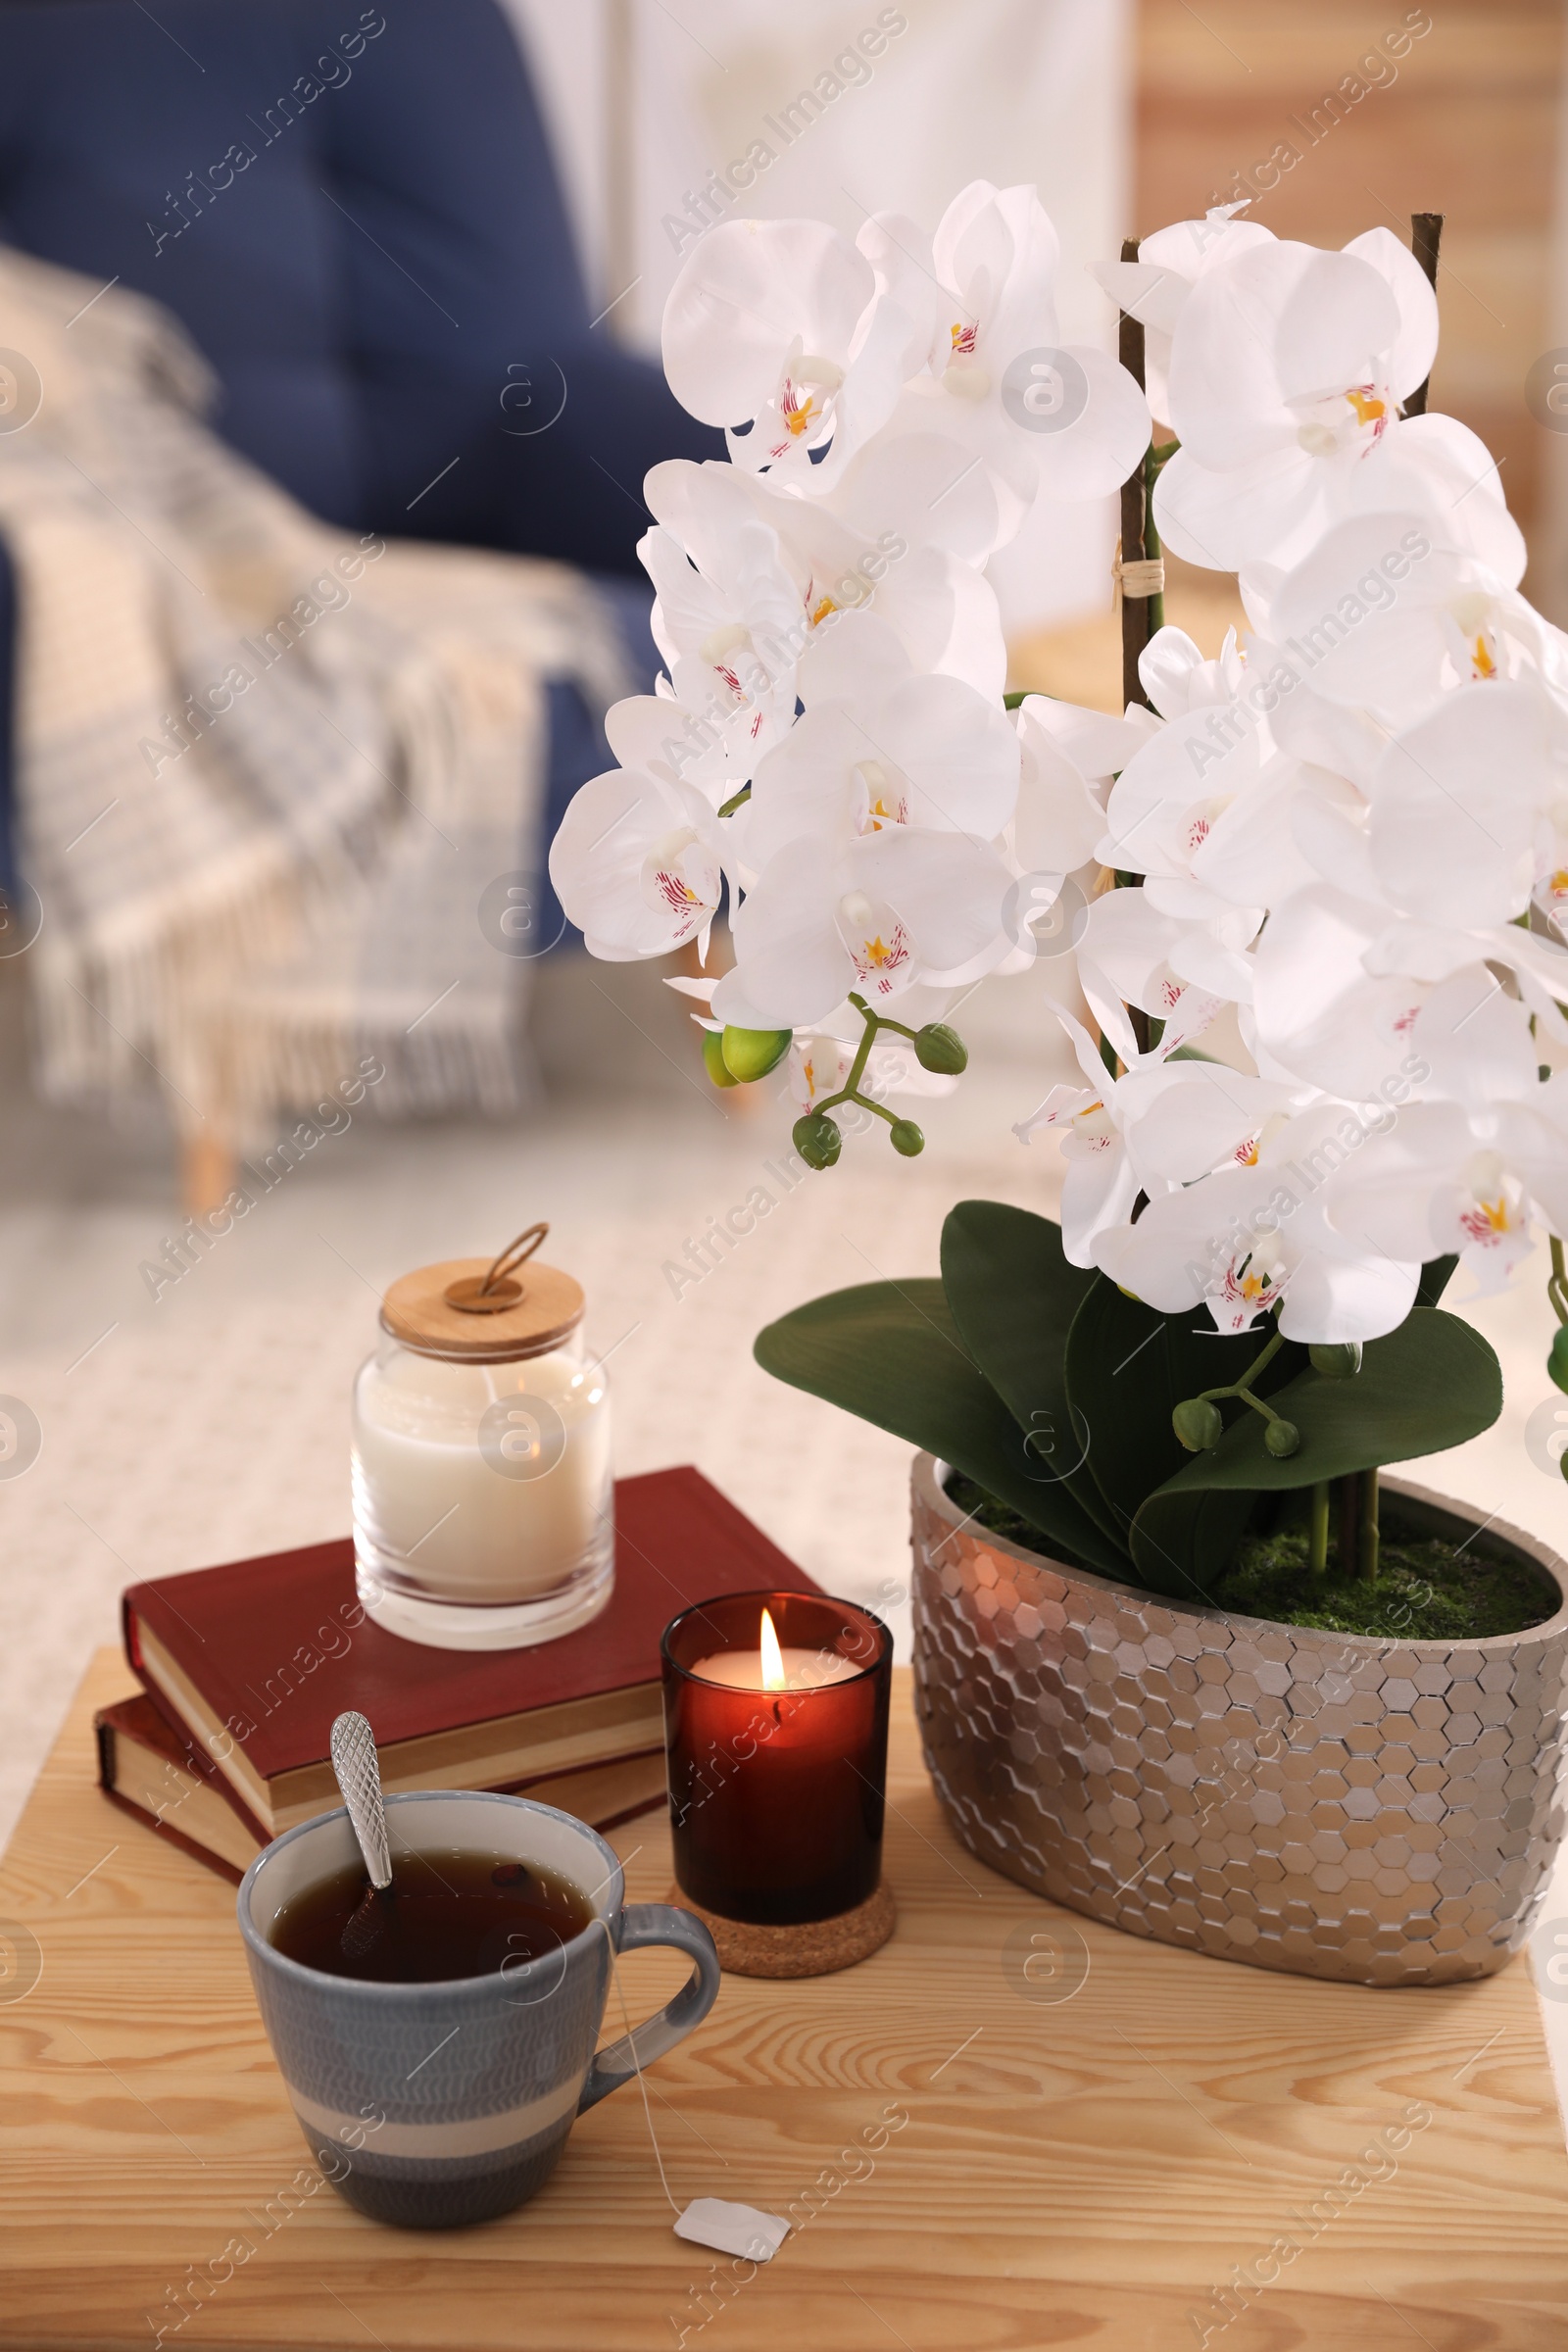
{"left": 267, "top": 1846, "right": 594, "bottom": 1984}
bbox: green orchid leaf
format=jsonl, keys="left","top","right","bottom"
{"left": 754, "top": 1279, "right": 1131, "bottom": 1575}
{"left": 1416, "top": 1254, "right": 1459, "bottom": 1307}
{"left": 1064, "top": 1276, "right": 1307, "bottom": 1536}
{"left": 940, "top": 1200, "right": 1124, "bottom": 1552}
{"left": 1131, "top": 1306, "right": 1501, "bottom": 1587}
{"left": 1128, "top": 1485, "right": 1259, "bottom": 1606}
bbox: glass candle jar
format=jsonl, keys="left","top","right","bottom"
{"left": 351, "top": 1227, "right": 612, "bottom": 1651}
{"left": 661, "top": 1591, "right": 892, "bottom": 1926}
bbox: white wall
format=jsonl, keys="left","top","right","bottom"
{"left": 500, "top": 0, "right": 1135, "bottom": 632}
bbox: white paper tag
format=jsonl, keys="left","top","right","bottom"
{"left": 674, "top": 2199, "right": 791, "bottom": 2262}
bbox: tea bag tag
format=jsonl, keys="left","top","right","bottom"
{"left": 674, "top": 2199, "right": 790, "bottom": 2263}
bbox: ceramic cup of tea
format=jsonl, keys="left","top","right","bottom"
{"left": 237, "top": 1788, "right": 720, "bottom": 2228}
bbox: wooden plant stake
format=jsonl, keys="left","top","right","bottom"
{"left": 1404, "top": 212, "right": 1444, "bottom": 416}
{"left": 1116, "top": 237, "right": 1159, "bottom": 714}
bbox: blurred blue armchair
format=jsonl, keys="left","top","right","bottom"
{"left": 0, "top": 0, "right": 714, "bottom": 902}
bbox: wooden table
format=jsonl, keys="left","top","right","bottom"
{"left": 3, "top": 1652, "right": 1567, "bottom": 2350}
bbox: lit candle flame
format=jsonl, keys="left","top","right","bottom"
{"left": 760, "top": 1606, "right": 786, "bottom": 1691}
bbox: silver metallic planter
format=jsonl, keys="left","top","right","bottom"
{"left": 910, "top": 1453, "right": 1568, "bottom": 1986}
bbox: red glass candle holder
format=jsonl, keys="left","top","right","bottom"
{"left": 661, "top": 1591, "right": 892, "bottom": 1929}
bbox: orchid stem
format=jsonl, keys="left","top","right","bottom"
{"left": 1308, "top": 1484, "right": 1331, "bottom": 1576}
{"left": 1198, "top": 1327, "right": 1286, "bottom": 1406}
{"left": 1359, "top": 1467, "right": 1380, "bottom": 1584}
{"left": 808, "top": 993, "right": 899, "bottom": 1127}
{"left": 1550, "top": 1236, "right": 1568, "bottom": 1326}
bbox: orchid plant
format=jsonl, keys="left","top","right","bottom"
{"left": 550, "top": 185, "right": 1568, "bottom": 1606}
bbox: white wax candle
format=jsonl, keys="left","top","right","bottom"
{"left": 687, "top": 1648, "right": 859, "bottom": 1690}
{"left": 352, "top": 1346, "right": 611, "bottom": 1604}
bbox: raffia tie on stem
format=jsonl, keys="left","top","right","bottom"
{"left": 1112, "top": 544, "right": 1166, "bottom": 615}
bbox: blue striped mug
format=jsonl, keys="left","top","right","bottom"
{"left": 237, "top": 1788, "right": 719, "bottom": 2228}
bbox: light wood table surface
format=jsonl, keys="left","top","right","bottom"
{"left": 2, "top": 1650, "right": 1567, "bottom": 2350}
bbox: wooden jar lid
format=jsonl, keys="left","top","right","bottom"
{"left": 381, "top": 1230, "right": 583, "bottom": 1362}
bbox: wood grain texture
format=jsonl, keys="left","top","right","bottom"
{"left": 1, "top": 1650, "right": 1566, "bottom": 2350}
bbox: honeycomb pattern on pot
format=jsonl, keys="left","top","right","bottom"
{"left": 909, "top": 1457, "right": 1568, "bottom": 1986}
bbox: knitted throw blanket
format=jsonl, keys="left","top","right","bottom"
{"left": 0, "top": 246, "right": 624, "bottom": 1138}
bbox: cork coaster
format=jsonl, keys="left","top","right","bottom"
{"left": 669, "top": 1881, "right": 897, "bottom": 1979}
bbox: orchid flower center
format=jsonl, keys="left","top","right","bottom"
{"left": 836, "top": 889, "right": 912, "bottom": 994}
{"left": 1068, "top": 1100, "right": 1116, "bottom": 1152}
{"left": 763, "top": 344, "right": 844, "bottom": 460}
{"left": 1295, "top": 378, "right": 1391, "bottom": 460}
{"left": 1213, "top": 1240, "right": 1290, "bottom": 1330}
{"left": 1230, "top": 1110, "right": 1288, "bottom": 1170}
{"left": 698, "top": 621, "right": 752, "bottom": 666}
{"left": 799, "top": 1041, "right": 848, "bottom": 1105}
{"left": 1442, "top": 591, "right": 1502, "bottom": 682}
{"left": 1457, "top": 1152, "right": 1524, "bottom": 1246}
{"left": 853, "top": 759, "right": 909, "bottom": 833}
{"left": 640, "top": 829, "right": 718, "bottom": 942}
{"left": 943, "top": 316, "right": 990, "bottom": 398}
{"left": 1531, "top": 799, "right": 1568, "bottom": 924}
{"left": 697, "top": 621, "right": 760, "bottom": 708}
{"left": 1183, "top": 796, "right": 1232, "bottom": 860}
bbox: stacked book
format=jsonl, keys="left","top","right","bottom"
{"left": 100, "top": 1466, "right": 820, "bottom": 1884}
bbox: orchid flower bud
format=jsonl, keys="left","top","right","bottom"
{"left": 702, "top": 1031, "right": 740, "bottom": 1090}
{"left": 720, "top": 1026, "right": 792, "bottom": 1083}
{"left": 914, "top": 1022, "right": 968, "bottom": 1075}
{"left": 793, "top": 1112, "right": 842, "bottom": 1171}
{"left": 1172, "top": 1397, "right": 1223, "bottom": 1451}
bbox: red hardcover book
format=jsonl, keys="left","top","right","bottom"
{"left": 122, "top": 1466, "right": 821, "bottom": 1836}
{"left": 94, "top": 1693, "right": 674, "bottom": 1886}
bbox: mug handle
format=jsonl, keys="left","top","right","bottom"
{"left": 577, "top": 1904, "right": 721, "bottom": 2114}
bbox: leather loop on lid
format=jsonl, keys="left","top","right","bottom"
{"left": 382, "top": 1230, "right": 583, "bottom": 1362}
{"left": 444, "top": 1222, "right": 549, "bottom": 1315}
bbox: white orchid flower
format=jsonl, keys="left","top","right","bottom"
{"left": 1016, "top": 1009, "right": 1291, "bottom": 1267}
{"left": 739, "top": 466, "right": 1006, "bottom": 702}
{"left": 740, "top": 612, "right": 1019, "bottom": 873}
{"left": 1330, "top": 1108, "right": 1539, "bottom": 1296}
{"left": 1075, "top": 881, "right": 1243, "bottom": 1041}
{"left": 1095, "top": 1100, "right": 1423, "bottom": 1343}
{"left": 881, "top": 180, "right": 1151, "bottom": 545}
{"left": 1099, "top": 649, "right": 1327, "bottom": 919}
{"left": 1094, "top": 203, "right": 1275, "bottom": 423}
{"left": 1326, "top": 972, "right": 1568, "bottom": 1296}
{"left": 1011, "top": 695, "right": 1155, "bottom": 883}
{"left": 1255, "top": 509, "right": 1543, "bottom": 732}
{"left": 639, "top": 462, "right": 809, "bottom": 785}
{"left": 1250, "top": 858, "right": 1568, "bottom": 1096}
{"left": 1368, "top": 677, "right": 1568, "bottom": 932}
{"left": 549, "top": 705, "right": 727, "bottom": 961}
{"left": 1152, "top": 227, "right": 1444, "bottom": 571}
{"left": 1013, "top": 1011, "right": 1149, "bottom": 1263}
{"left": 1138, "top": 622, "right": 1248, "bottom": 719}
{"left": 661, "top": 214, "right": 935, "bottom": 489}
{"left": 715, "top": 825, "right": 1012, "bottom": 1030}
